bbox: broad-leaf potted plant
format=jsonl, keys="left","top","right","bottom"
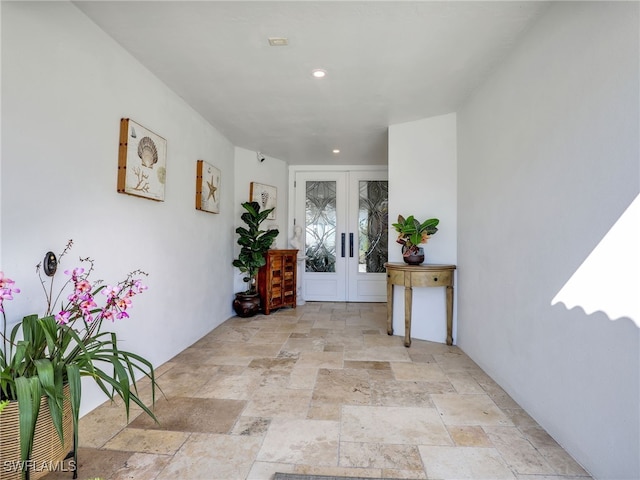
{"left": 0, "top": 240, "right": 159, "bottom": 480}
{"left": 232, "top": 201, "right": 279, "bottom": 317}
{"left": 392, "top": 214, "right": 439, "bottom": 265}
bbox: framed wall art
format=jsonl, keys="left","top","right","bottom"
{"left": 117, "top": 118, "right": 167, "bottom": 201}
{"left": 196, "top": 160, "right": 221, "bottom": 214}
{"left": 250, "top": 182, "right": 277, "bottom": 220}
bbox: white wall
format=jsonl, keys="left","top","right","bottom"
{"left": 3, "top": 4, "right": 638, "bottom": 478}
{"left": 388, "top": 114, "right": 457, "bottom": 343}
{"left": 232, "top": 147, "right": 289, "bottom": 294}
{"left": 457, "top": 3, "right": 639, "bottom": 479}
{"left": 1, "top": 2, "right": 236, "bottom": 415}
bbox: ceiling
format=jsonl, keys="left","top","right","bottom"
{"left": 73, "top": 1, "right": 549, "bottom": 166}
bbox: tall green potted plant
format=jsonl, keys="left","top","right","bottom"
{"left": 232, "top": 201, "right": 279, "bottom": 317}
{"left": 0, "top": 241, "right": 158, "bottom": 480}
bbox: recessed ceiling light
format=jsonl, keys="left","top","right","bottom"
{"left": 312, "top": 69, "right": 327, "bottom": 78}
{"left": 332, "top": 149, "right": 340, "bottom": 154}
{"left": 268, "top": 37, "right": 289, "bottom": 46}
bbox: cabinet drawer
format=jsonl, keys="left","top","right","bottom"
{"left": 387, "top": 270, "right": 405, "bottom": 285}
{"left": 410, "top": 270, "right": 452, "bottom": 287}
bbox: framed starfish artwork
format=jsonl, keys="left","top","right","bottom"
{"left": 195, "top": 160, "right": 221, "bottom": 214}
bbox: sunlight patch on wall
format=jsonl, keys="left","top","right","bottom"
{"left": 552, "top": 194, "right": 640, "bottom": 326}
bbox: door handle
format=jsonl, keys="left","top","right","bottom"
{"left": 349, "top": 233, "right": 354, "bottom": 257}
{"left": 341, "top": 233, "right": 346, "bottom": 257}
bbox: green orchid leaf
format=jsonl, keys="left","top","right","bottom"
{"left": 66, "top": 364, "right": 81, "bottom": 474}
{"left": 39, "top": 315, "right": 60, "bottom": 355}
{"left": 34, "top": 359, "right": 66, "bottom": 444}
{"left": 16, "top": 376, "right": 41, "bottom": 473}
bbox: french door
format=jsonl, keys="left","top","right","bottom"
{"left": 294, "top": 170, "right": 388, "bottom": 302}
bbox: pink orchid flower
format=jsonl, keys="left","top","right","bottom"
{"left": 56, "top": 310, "right": 71, "bottom": 325}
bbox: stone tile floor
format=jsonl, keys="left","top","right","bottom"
{"left": 43, "top": 302, "right": 592, "bottom": 480}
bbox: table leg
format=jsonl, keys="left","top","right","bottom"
{"left": 386, "top": 278, "right": 394, "bottom": 335}
{"left": 404, "top": 286, "right": 412, "bottom": 347}
{"left": 446, "top": 285, "right": 454, "bottom": 345}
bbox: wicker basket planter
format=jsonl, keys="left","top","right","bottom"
{"left": 0, "top": 385, "right": 73, "bottom": 480}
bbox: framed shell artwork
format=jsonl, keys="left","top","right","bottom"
{"left": 196, "top": 160, "right": 221, "bottom": 214}
{"left": 250, "top": 182, "right": 277, "bottom": 220}
{"left": 117, "top": 118, "right": 167, "bottom": 201}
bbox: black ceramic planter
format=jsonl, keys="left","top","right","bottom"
{"left": 232, "top": 292, "right": 261, "bottom": 317}
{"left": 402, "top": 247, "right": 425, "bottom": 265}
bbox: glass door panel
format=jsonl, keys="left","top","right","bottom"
{"left": 358, "top": 180, "right": 389, "bottom": 274}
{"left": 305, "top": 181, "right": 337, "bottom": 273}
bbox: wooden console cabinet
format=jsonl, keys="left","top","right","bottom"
{"left": 258, "top": 249, "right": 297, "bottom": 315}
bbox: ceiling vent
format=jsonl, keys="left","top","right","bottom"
{"left": 268, "top": 37, "right": 289, "bottom": 46}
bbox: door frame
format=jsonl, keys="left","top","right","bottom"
{"left": 288, "top": 165, "right": 388, "bottom": 302}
